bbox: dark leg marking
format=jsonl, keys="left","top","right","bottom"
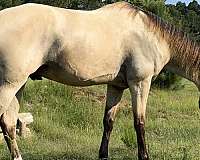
{"left": 134, "top": 118, "right": 149, "bottom": 160}
{"left": 99, "top": 85, "right": 123, "bottom": 159}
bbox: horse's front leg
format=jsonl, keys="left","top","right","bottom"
{"left": 99, "top": 85, "right": 124, "bottom": 159}
{"left": 128, "top": 77, "right": 152, "bottom": 160}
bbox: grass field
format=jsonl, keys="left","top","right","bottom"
{"left": 0, "top": 80, "right": 199, "bottom": 160}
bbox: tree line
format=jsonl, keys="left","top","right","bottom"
{"left": 0, "top": 0, "right": 199, "bottom": 88}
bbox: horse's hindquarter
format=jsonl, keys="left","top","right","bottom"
{"left": 0, "top": 4, "right": 56, "bottom": 83}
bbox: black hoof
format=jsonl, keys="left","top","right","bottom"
{"left": 139, "top": 154, "right": 149, "bottom": 160}
{"left": 99, "top": 154, "right": 108, "bottom": 160}
{"left": 99, "top": 153, "right": 108, "bottom": 160}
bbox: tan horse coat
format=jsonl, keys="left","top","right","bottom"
{"left": 0, "top": 2, "right": 199, "bottom": 160}
{"left": 0, "top": 3, "right": 170, "bottom": 88}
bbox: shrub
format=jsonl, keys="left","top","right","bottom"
{"left": 152, "top": 70, "right": 184, "bottom": 89}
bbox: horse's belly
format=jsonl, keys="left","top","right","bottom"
{"left": 40, "top": 62, "right": 119, "bottom": 86}
{"left": 44, "top": 72, "right": 116, "bottom": 86}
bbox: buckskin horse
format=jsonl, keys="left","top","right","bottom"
{"left": 0, "top": 2, "right": 199, "bottom": 160}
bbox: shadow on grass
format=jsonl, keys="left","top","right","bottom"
{"left": 2, "top": 152, "right": 94, "bottom": 160}
{"left": 1, "top": 147, "right": 136, "bottom": 160}
{"left": 110, "top": 147, "right": 137, "bottom": 160}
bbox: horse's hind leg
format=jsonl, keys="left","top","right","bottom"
{"left": 99, "top": 85, "right": 124, "bottom": 159}
{"left": 128, "top": 76, "right": 152, "bottom": 160}
{"left": 0, "top": 80, "right": 27, "bottom": 160}
{"left": 0, "top": 84, "right": 25, "bottom": 160}
{"left": 0, "top": 96, "right": 22, "bottom": 160}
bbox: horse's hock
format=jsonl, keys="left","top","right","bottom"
{"left": 0, "top": 112, "right": 33, "bottom": 141}
{"left": 0, "top": 113, "right": 33, "bottom": 144}
{"left": 0, "top": 112, "right": 33, "bottom": 140}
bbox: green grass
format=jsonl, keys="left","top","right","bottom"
{"left": 0, "top": 80, "right": 199, "bottom": 160}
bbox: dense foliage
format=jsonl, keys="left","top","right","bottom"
{"left": 167, "top": 1, "right": 200, "bottom": 42}
{"left": 0, "top": 0, "right": 199, "bottom": 88}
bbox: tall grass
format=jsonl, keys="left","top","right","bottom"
{"left": 0, "top": 80, "right": 199, "bottom": 160}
